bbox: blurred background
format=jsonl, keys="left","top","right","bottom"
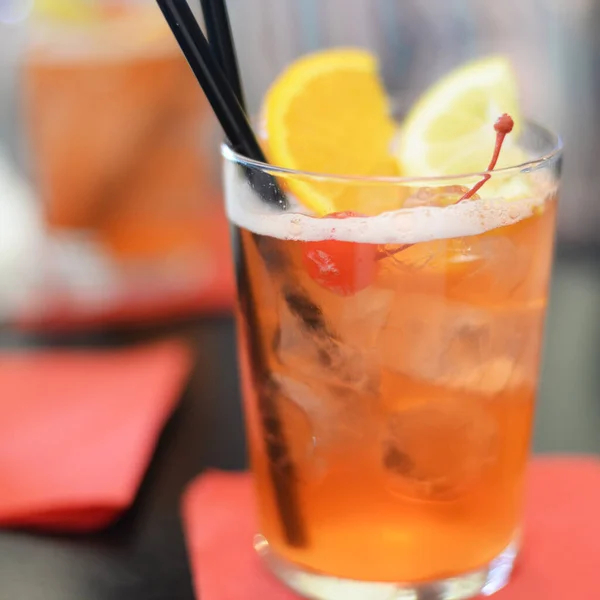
{"left": 0, "top": 0, "right": 598, "bottom": 329}
{"left": 0, "top": 0, "right": 598, "bottom": 330}
{"left": 0, "top": 1, "right": 598, "bottom": 599}
{"left": 0, "top": 0, "right": 231, "bottom": 330}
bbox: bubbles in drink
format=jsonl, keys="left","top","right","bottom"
{"left": 381, "top": 398, "right": 498, "bottom": 501}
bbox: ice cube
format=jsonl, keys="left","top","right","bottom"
{"left": 325, "top": 285, "right": 395, "bottom": 349}
{"left": 403, "top": 185, "right": 475, "bottom": 209}
{"left": 448, "top": 235, "right": 530, "bottom": 303}
{"left": 274, "top": 372, "right": 375, "bottom": 481}
{"left": 275, "top": 292, "right": 382, "bottom": 394}
{"left": 442, "top": 355, "right": 525, "bottom": 396}
{"left": 378, "top": 292, "right": 531, "bottom": 393}
{"left": 275, "top": 372, "right": 373, "bottom": 439}
{"left": 381, "top": 398, "right": 498, "bottom": 501}
{"left": 271, "top": 374, "right": 320, "bottom": 475}
{"left": 273, "top": 373, "right": 332, "bottom": 425}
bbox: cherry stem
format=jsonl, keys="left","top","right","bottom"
{"left": 376, "top": 245, "right": 410, "bottom": 261}
{"left": 375, "top": 114, "right": 514, "bottom": 261}
{"left": 459, "top": 113, "right": 514, "bottom": 202}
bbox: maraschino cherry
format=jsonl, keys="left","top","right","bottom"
{"left": 301, "top": 211, "right": 378, "bottom": 296}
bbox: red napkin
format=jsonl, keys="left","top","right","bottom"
{"left": 0, "top": 339, "right": 192, "bottom": 532}
{"left": 182, "top": 457, "right": 600, "bottom": 600}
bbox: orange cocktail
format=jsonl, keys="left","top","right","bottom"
{"left": 238, "top": 194, "right": 555, "bottom": 583}
{"left": 226, "top": 50, "right": 561, "bottom": 599}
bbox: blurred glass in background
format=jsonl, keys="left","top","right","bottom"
{"left": 1, "top": 0, "right": 231, "bottom": 331}
{"left": 0, "top": 0, "right": 597, "bottom": 332}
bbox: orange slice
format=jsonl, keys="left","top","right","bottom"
{"left": 262, "top": 48, "right": 399, "bottom": 215}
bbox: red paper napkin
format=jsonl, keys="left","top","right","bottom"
{"left": 182, "top": 457, "right": 600, "bottom": 600}
{"left": 0, "top": 339, "right": 192, "bottom": 532}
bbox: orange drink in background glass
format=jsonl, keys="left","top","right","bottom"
{"left": 224, "top": 49, "right": 562, "bottom": 600}
{"left": 22, "top": 1, "right": 224, "bottom": 262}
{"left": 13, "top": 1, "right": 235, "bottom": 327}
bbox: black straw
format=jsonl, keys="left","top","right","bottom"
{"left": 156, "top": 0, "right": 260, "bottom": 160}
{"left": 156, "top": 0, "right": 286, "bottom": 210}
{"left": 155, "top": 0, "right": 305, "bottom": 547}
{"left": 200, "top": 0, "right": 246, "bottom": 110}
{"left": 196, "top": 0, "right": 307, "bottom": 549}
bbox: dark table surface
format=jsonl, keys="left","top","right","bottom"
{"left": 0, "top": 244, "right": 599, "bottom": 600}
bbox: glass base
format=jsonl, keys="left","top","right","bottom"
{"left": 255, "top": 535, "right": 518, "bottom": 600}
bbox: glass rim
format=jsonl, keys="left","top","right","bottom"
{"left": 221, "top": 119, "right": 562, "bottom": 185}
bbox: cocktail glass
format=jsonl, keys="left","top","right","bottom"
{"left": 223, "top": 120, "right": 561, "bottom": 599}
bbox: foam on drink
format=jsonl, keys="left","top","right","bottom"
{"left": 225, "top": 159, "right": 554, "bottom": 245}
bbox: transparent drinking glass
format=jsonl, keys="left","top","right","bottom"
{"left": 223, "top": 118, "right": 561, "bottom": 599}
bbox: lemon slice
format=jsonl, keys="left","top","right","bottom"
{"left": 398, "top": 56, "right": 524, "bottom": 182}
{"left": 262, "top": 48, "right": 399, "bottom": 215}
